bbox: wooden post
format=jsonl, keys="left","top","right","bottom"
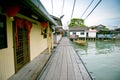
{"left": 47, "top": 22, "right": 52, "bottom": 54}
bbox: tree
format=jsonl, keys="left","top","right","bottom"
{"left": 68, "top": 18, "right": 85, "bottom": 27}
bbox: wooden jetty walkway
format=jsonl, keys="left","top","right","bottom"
{"left": 9, "top": 49, "right": 51, "bottom": 80}
{"left": 36, "top": 37, "right": 92, "bottom": 80}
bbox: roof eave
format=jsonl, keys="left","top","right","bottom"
{"left": 21, "top": 0, "right": 58, "bottom": 26}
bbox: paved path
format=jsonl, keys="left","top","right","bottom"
{"left": 36, "top": 37, "right": 92, "bottom": 80}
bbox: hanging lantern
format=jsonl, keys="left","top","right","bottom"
{"left": 41, "top": 22, "right": 47, "bottom": 29}
{"left": 5, "top": 5, "right": 20, "bottom": 17}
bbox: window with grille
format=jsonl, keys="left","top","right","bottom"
{"left": 0, "top": 14, "right": 7, "bottom": 49}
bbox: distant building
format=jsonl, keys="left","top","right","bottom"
{"left": 86, "top": 28, "right": 97, "bottom": 38}
{"left": 91, "top": 24, "right": 114, "bottom": 39}
{"left": 54, "top": 27, "right": 64, "bottom": 44}
{"left": 113, "top": 28, "right": 120, "bottom": 39}
{"left": 51, "top": 15, "right": 63, "bottom": 47}
{"left": 69, "top": 26, "right": 88, "bottom": 39}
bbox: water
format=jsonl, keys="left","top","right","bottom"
{"left": 72, "top": 40, "right": 120, "bottom": 80}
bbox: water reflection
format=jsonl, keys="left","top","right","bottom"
{"left": 96, "top": 41, "right": 113, "bottom": 54}
{"left": 72, "top": 40, "right": 120, "bottom": 80}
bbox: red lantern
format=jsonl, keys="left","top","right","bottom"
{"left": 5, "top": 5, "right": 20, "bottom": 17}
{"left": 41, "top": 22, "right": 47, "bottom": 29}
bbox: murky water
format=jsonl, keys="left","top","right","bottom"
{"left": 72, "top": 40, "right": 120, "bottom": 80}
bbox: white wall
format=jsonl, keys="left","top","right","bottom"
{"left": 78, "top": 32, "right": 86, "bottom": 38}
{"left": 70, "top": 31, "right": 87, "bottom": 38}
{"left": 76, "top": 32, "right": 80, "bottom": 36}
{"left": 70, "top": 32, "right": 73, "bottom": 35}
{"left": 53, "top": 34, "right": 62, "bottom": 44}
{"left": 88, "top": 32, "right": 96, "bottom": 38}
{"left": 88, "top": 29, "right": 97, "bottom": 38}
{"left": 56, "top": 34, "right": 62, "bottom": 43}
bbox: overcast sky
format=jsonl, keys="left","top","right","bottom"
{"left": 40, "top": 0, "right": 120, "bottom": 29}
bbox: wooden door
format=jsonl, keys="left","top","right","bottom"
{"left": 14, "top": 26, "right": 30, "bottom": 72}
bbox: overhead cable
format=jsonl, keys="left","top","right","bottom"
{"left": 51, "top": 0, "right": 53, "bottom": 14}
{"left": 61, "top": 0, "right": 65, "bottom": 15}
{"left": 84, "top": 0, "right": 102, "bottom": 20}
{"left": 80, "top": 0, "right": 94, "bottom": 18}
{"left": 71, "top": 0, "right": 76, "bottom": 19}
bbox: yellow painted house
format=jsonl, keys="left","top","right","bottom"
{"left": 0, "top": 0, "right": 58, "bottom": 80}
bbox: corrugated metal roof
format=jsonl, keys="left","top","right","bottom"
{"left": 25, "top": 0, "right": 58, "bottom": 26}
{"left": 69, "top": 26, "right": 88, "bottom": 31}
{"left": 0, "top": 0, "right": 58, "bottom": 26}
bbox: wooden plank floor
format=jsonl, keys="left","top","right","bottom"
{"left": 36, "top": 37, "right": 92, "bottom": 80}
{"left": 9, "top": 49, "right": 51, "bottom": 80}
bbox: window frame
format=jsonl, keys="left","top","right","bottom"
{"left": 80, "top": 30, "right": 84, "bottom": 35}
{"left": 0, "top": 14, "right": 7, "bottom": 49}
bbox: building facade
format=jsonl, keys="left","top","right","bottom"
{"left": 69, "top": 26, "right": 88, "bottom": 39}
{"left": 0, "top": 0, "right": 57, "bottom": 80}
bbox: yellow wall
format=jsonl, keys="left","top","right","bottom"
{"left": 15, "top": 14, "right": 48, "bottom": 60}
{"left": 0, "top": 14, "right": 49, "bottom": 79}
{"left": 0, "top": 17, "right": 15, "bottom": 80}
{"left": 30, "top": 23, "right": 47, "bottom": 60}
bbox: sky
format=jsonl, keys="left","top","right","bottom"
{"left": 40, "top": 0, "right": 120, "bottom": 30}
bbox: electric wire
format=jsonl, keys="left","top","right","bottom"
{"left": 84, "top": 0, "right": 102, "bottom": 20}
{"left": 80, "top": 0, "right": 94, "bottom": 18}
{"left": 71, "top": 0, "right": 76, "bottom": 19}
{"left": 61, "top": 0, "right": 65, "bottom": 15}
{"left": 51, "top": 0, "right": 53, "bottom": 14}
